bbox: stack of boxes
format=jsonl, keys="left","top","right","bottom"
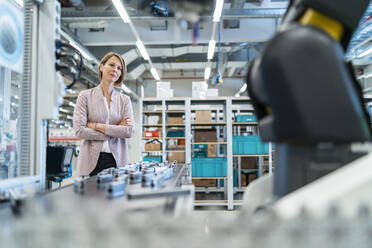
{"left": 192, "top": 110, "right": 226, "bottom": 187}
{"left": 167, "top": 114, "right": 185, "bottom": 163}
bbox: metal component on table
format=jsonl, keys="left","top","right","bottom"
{"left": 115, "top": 174, "right": 129, "bottom": 184}
{"left": 151, "top": 174, "right": 165, "bottom": 189}
{"left": 142, "top": 173, "right": 154, "bottom": 188}
{"left": 73, "top": 177, "right": 86, "bottom": 194}
{"left": 127, "top": 188, "right": 192, "bottom": 200}
{"left": 96, "top": 174, "right": 113, "bottom": 186}
{"left": 8, "top": 188, "right": 27, "bottom": 216}
{"left": 129, "top": 171, "right": 142, "bottom": 184}
{"left": 106, "top": 180, "right": 127, "bottom": 199}
{"left": 101, "top": 167, "right": 116, "bottom": 175}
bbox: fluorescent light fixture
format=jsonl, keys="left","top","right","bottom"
{"left": 204, "top": 67, "right": 211, "bottom": 80}
{"left": 67, "top": 115, "right": 73, "bottom": 120}
{"left": 136, "top": 40, "right": 150, "bottom": 61}
{"left": 213, "top": 0, "right": 224, "bottom": 22}
{"left": 112, "top": 0, "right": 131, "bottom": 23}
{"left": 59, "top": 108, "right": 70, "bottom": 113}
{"left": 207, "top": 40, "right": 216, "bottom": 60}
{"left": 358, "top": 47, "right": 372, "bottom": 58}
{"left": 239, "top": 84, "right": 247, "bottom": 93}
{"left": 70, "top": 42, "right": 91, "bottom": 60}
{"left": 68, "top": 102, "right": 76, "bottom": 107}
{"left": 13, "top": 0, "right": 23, "bottom": 7}
{"left": 150, "top": 68, "right": 160, "bottom": 80}
{"left": 235, "top": 93, "right": 240, "bottom": 97}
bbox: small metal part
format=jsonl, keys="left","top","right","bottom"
{"left": 129, "top": 171, "right": 143, "bottom": 184}
{"left": 142, "top": 173, "right": 154, "bottom": 187}
{"left": 101, "top": 167, "right": 116, "bottom": 175}
{"left": 151, "top": 174, "right": 165, "bottom": 189}
{"left": 116, "top": 175, "right": 129, "bottom": 184}
{"left": 73, "top": 177, "right": 86, "bottom": 194}
{"left": 106, "top": 180, "right": 126, "bottom": 199}
{"left": 96, "top": 174, "right": 113, "bottom": 185}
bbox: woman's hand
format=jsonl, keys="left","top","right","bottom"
{"left": 87, "top": 122, "right": 96, "bottom": 129}
{"left": 119, "top": 117, "right": 134, "bottom": 126}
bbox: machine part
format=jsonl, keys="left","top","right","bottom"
{"left": 151, "top": 174, "right": 165, "bottom": 189}
{"left": 96, "top": 174, "right": 113, "bottom": 185}
{"left": 73, "top": 177, "right": 85, "bottom": 194}
{"left": 274, "top": 152, "right": 372, "bottom": 219}
{"left": 106, "top": 180, "right": 126, "bottom": 199}
{"left": 129, "top": 171, "right": 143, "bottom": 184}
{"left": 115, "top": 175, "right": 129, "bottom": 184}
{"left": 8, "top": 188, "right": 27, "bottom": 216}
{"left": 142, "top": 173, "right": 155, "bottom": 188}
{"left": 127, "top": 188, "right": 192, "bottom": 200}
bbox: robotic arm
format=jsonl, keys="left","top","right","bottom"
{"left": 246, "top": 0, "right": 372, "bottom": 198}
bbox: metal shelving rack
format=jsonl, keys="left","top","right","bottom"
{"left": 140, "top": 97, "right": 273, "bottom": 210}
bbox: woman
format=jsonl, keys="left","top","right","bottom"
{"left": 73, "top": 52, "right": 135, "bottom": 176}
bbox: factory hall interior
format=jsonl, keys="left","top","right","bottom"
{"left": 2, "top": 0, "right": 372, "bottom": 246}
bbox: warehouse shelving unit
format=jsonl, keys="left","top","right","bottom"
{"left": 140, "top": 97, "right": 273, "bottom": 210}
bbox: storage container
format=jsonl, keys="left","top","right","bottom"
{"left": 143, "top": 156, "right": 162, "bottom": 163}
{"left": 235, "top": 115, "right": 257, "bottom": 122}
{"left": 192, "top": 157, "right": 227, "bottom": 177}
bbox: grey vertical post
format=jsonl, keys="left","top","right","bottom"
{"left": 139, "top": 98, "right": 143, "bottom": 160}
{"left": 226, "top": 98, "right": 233, "bottom": 210}
{"left": 269, "top": 142, "right": 273, "bottom": 174}
{"left": 162, "top": 100, "right": 166, "bottom": 162}
{"left": 258, "top": 156, "right": 263, "bottom": 177}
{"left": 185, "top": 99, "right": 191, "bottom": 165}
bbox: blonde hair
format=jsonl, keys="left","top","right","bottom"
{"left": 98, "top": 52, "right": 127, "bottom": 87}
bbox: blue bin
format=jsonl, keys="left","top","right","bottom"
{"left": 233, "top": 136, "right": 259, "bottom": 155}
{"left": 143, "top": 156, "right": 162, "bottom": 163}
{"left": 167, "top": 130, "right": 185, "bottom": 137}
{"left": 219, "top": 169, "right": 239, "bottom": 187}
{"left": 235, "top": 115, "right": 257, "bottom": 122}
{"left": 192, "top": 158, "right": 227, "bottom": 177}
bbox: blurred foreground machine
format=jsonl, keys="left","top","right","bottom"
{"left": 246, "top": 0, "right": 372, "bottom": 198}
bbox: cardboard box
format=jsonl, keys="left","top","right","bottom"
{"left": 192, "top": 179, "right": 217, "bottom": 187}
{"left": 241, "top": 173, "right": 248, "bottom": 187}
{"left": 248, "top": 174, "right": 258, "bottom": 184}
{"left": 207, "top": 144, "right": 217, "bottom": 157}
{"left": 168, "top": 116, "right": 183, "bottom": 125}
{"left": 145, "top": 143, "right": 161, "bottom": 151}
{"left": 241, "top": 157, "right": 257, "bottom": 170}
{"left": 195, "top": 110, "right": 211, "bottom": 123}
{"left": 168, "top": 145, "right": 185, "bottom": 150}
{"left": 192, "top": 81, "right": 208, "bottom": 98}
{"left": 168, "top": 152, "right": 185, "bottom": 163}
{"left": 194, "top": 130, "right": 217, "bottom": 142}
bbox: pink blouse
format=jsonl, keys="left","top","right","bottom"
{"left": 73, "top": 86, "right": 135, "bottom": 176}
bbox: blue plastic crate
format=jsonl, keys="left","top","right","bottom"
{"left": 235, "top": 115, "right": 257, "bottom": 122}
{"left": 167, "top": 130, "right": 185, "bottom": 137}
{"left": 143, "top": 156, "right": 162, "bottom": 163}
{"left": 233, "top": 136, "right": 259, "bottom": 155}
{"left": 192, "top": 158, "right": 227, "bottom": 177}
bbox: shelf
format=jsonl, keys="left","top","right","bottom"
{"left": 143, "top": 124, "right": 162, "bottom": 127}
{"left": 232, "top": 122, "right": 258, "bottom": 125}
{"left": 143, "top": 150, "right": 162, "bottom": 153}
{"left": 166, "top": 124, "right": 185, "bottom": 127}
{"left": 143, "top": 137, "right": 162, "bottom": 140}
{"left": 192, "top": 122, "right": 226, "bottom": 126}
{"left": 143, "top": 110, "right": 162, "bottom": 114}
{"left": 166, "top": 110, "right": 185, "bottom": 113}
{"left": 233, "top": 154, "right": 269, "bottom": 157}
{"left": 241, "top": 169, "right": 258, "bottom": 173}
{"left": 166, "top": 150, "right": 185, "bottom": 153}
{"left": 165, "top": 137, "right": 185, "bottom": 139}
{"left": 191, "top": 142, "right": 227, "bottom": 144}
{"left": 192, "top": 177, "right": 227, "bottom": 179}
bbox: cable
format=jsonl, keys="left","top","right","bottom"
{"left": 55, "top": 40, "right": 83, "bottom": 90}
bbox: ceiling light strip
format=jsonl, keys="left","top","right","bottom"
{"left": 213, "top": 0, "right": 225, "bottom": 22}
{"left": 112, "top": 0, "right": 159, "bottom": 81}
